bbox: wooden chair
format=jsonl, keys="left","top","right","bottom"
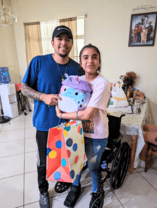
{"left": 140, "top": 124, "right": 157, "bottom": 172}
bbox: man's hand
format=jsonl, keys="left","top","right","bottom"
{"left": 55, "top": 105, "right": 62, "bottom": 118}
{"left": 40, "top": 94, "right": 62, "bottom": 106}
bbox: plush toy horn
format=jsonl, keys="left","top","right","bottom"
{"left": 65, "top": 73, "right": 71, "bottom": 82}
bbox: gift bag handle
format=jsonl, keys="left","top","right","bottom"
{"left": 76, "top": 111, "right": 78, "bottom": 126}
{"left": 57, "top": 113, "right": 63, "bottom": 127}
{"left": 57, "top": 111, "right": 79, "bottom": 127}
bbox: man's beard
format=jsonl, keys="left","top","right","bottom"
{"left": 59, "top": 53, "right": 69, "bottom": 58}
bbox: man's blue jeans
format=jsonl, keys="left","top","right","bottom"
{"left": 73, "top": 137, "right": 108, "bottom": 193}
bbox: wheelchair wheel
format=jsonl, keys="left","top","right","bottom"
{"left": 54, "top": 182, "right": 71, "bottom": 193}
{"left": 90, "top": 191, "right": 104, "bottom": 208}
{"left": 110, "top": 142, "right": 131, "bottom": 189}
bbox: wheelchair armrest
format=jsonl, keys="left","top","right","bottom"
{"left": 120, "top": 114, "right": 125, "bottom": 118}
{"left": 113, "top": 134, "right": 123, "bottom": 145}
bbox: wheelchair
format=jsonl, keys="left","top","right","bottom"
{"left": 15, "top": 83, "right": 32, "bottom": 116}
{"left": 54, "top": 114, "right": 131, "bottom": 206}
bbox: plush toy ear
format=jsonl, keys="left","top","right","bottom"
{"left": 75, "top": 75, "right": 79, "bottom": 83}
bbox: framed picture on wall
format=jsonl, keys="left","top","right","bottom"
{"left": 128, "top": 12, "right": 157, "bottom": 46}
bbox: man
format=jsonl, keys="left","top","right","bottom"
{"left": 137, "top": 22, "right": 142, "bottom": 43}
{"left": 21, "top": 25, "right": 80, "bottom": 208}
{"left": 133, "top": 24, "right": 138, "bottom": 43}
{"left": 147, "top": 21, "right": 153, "bottom": 42}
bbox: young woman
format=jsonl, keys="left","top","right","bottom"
{"left": 56, "top": 44, "right": 110, "bottom": 208}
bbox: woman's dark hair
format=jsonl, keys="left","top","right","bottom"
{"left": 78, "top": 44, "right": 101, "bottom": 75}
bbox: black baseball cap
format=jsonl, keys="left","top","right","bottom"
{"left": 52, "top": 25, "right": 73, "bottom": 41}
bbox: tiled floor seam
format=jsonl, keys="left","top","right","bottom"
{"left": 138, "top": 170, "right": 157, "bottom": 192}
{"left": 106, "top": 180, "right": 124, "bottom": 208}
{"left": 0, "top": 170, "right": 37, "bottom": 181}
{"left": 136, "top": 169, "right": 145, "bottom": 173}
{"left": 111, "top": 190, "right": 124, "bottom": 208}
{"left": 24, "top": 114, "right": 38, "bottom": 207}
{"left": 25, "top": 137, "right": 36, "bottom": 139}
{"left": 1, "top": 124, "right": 4, "bottom": 131}
{"left": 0, "top": 151, "right": 37, "bottom": 159}
{"left": 25, "top": 150, "right": 37, "bottom": 154}
{"left": 105, "top": 171, "right": 142, "bottom": 207}
{"left": 0, "top": 173, "right": 24, "bottom": 181}
{"left": 1, "top": 128, "right": 25, "bottom": 132}
{"left": 0, "top": 152, "right": 25, "bottom": 159}
{"left": 23, "top": 120, "right": 26, "bottom": 207}
{"left": 1, "top": 126, "right": 33, "bottom": 133}
{"left": 24, "top": 170, "right": 36, "bottom": 174}
{"left": 17, "top": 200, "right": 39, "bottom": 207}
{"left": 0, "top": 139, "right": 25, "bottom": 144}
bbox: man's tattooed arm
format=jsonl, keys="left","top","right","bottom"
{"left": 21, "top": 83, "right": 62, "bottom": 105}
{"left": 21, "top": 83, "right": 42, "bottom": 101}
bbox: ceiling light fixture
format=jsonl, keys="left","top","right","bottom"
{"left": 0, "top": 0, "right": 17, "bottom": 26}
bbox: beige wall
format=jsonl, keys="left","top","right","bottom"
{"left": 0, "top": 0, "right": 20, "bottom": 84}
{"left": 0, "top": 25, "right": 21, "bottom": 84}
{"left": 11, "top": 0, "right": 157, "bottom": 124}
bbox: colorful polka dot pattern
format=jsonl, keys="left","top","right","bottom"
{"left": 46, "top": 121, "right": 87, "bottom": 183}
{"left": 46, "top": 148, "right": 51, "bottom": 156}
{"left": 54, "top": 171, "right": 61, "bottom": 180}
{"left": 75, "top": 156, "right": 79, "bottom": 163}
{"left": 70, "top": 170, "right": 75, "bottom": 179}
{"left": 49, "top": 150, "right": 57, "bottom": 159}
{"left": 80, "top": 163, "right": 83, "bottom": 170}
{"left": 61, "top": 158, "right": 67, "bottom": 167}
{"left": 67, "top": 150, "right": 71, "bottom": 158}
{"left": 56, "top": 140, "right": 63, "bottom": 148}
{"left": 73, "top": 143, "right": 78, "bottom": 152}
{"left": 66, "top": 138, "right": 73, "bottom": 147}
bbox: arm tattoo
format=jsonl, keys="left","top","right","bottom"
{"left": 21, "top": 83, "right": 42, "bottom": 101}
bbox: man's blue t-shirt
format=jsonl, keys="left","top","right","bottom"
{"left": 22, "top": 54, "right": 80, "bottom": 131}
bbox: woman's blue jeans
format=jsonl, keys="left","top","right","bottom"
{"left": 73, "top": 137, "right": 108, "bottom": 193}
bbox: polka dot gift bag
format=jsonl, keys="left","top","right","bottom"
{"left": 46, "top": 120, "right": 87, "bottom": 183}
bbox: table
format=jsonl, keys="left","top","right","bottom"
{"left": 108, "top": 101, "right": 148, "bottom": 174}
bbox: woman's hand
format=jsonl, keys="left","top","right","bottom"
{"left": 55, "top": 105, "right": 62, "bottom": 118}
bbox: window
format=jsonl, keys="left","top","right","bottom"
{"left": 24, "top": 16, "right": 84, "bottom": 65}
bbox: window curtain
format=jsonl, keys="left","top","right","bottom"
{"left": 59, "top": 17, "right": 78, "bottom": 62}
{"left": 40, "top": 20, "right": 59, "bottom": 55}
{"left": 24, "top": 22, "right": 42, "bottom": 66}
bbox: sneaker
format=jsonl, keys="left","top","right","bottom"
{"left": 89, "top": 190, "right": 104, "bottom": 208}
{"left": 39, "top": 192, "right": 50, "bottom": 208}
{"left": 64, "top": 184, "right": 81, "bottom": 207}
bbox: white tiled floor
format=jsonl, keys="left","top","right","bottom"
{"left": 1, "top": 112, "right": 157, "bottom": 208}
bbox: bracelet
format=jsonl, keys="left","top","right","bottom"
{"left": 58, "top": 113, "right": 62, "bottom": 127}
{"left": 76, "top": 111, "right": 78, "bottom": 120}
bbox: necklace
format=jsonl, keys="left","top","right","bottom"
{"left": 55, "top": 61, "right": 69, "bottom": 81}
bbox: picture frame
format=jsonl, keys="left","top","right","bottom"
{"left": 128, "top": 12, "right": 157, "bottom": 46}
